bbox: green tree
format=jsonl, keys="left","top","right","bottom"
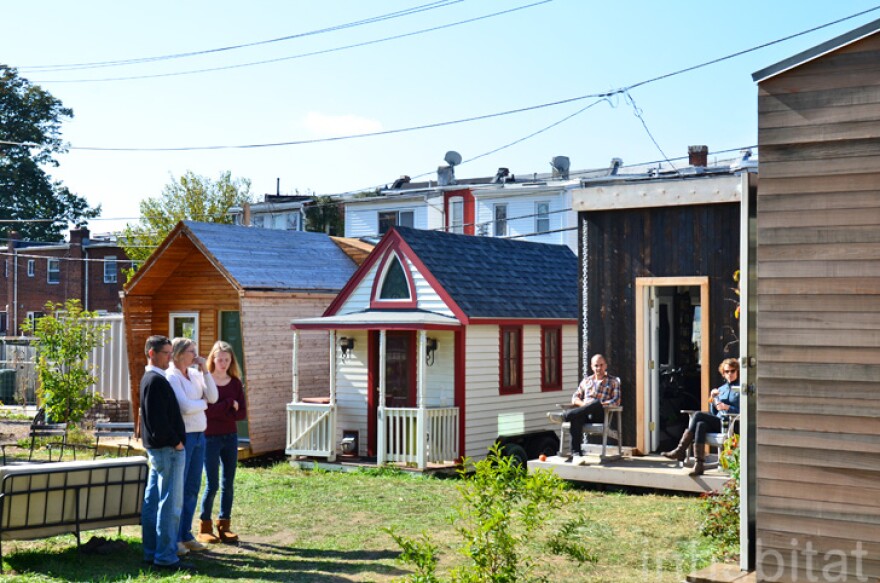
{"left": 304, "top": 195, "right": 344, "bottom": 235}
{"left": 121, "top": 170, "right": 253, "bottom": 279}
{"left": 30, "top": 299, "right": 109, "bottom": 425}
{"left": 0, "top": 66, "right": 100, "bottom": 241}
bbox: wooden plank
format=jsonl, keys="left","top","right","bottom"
{"left": 760, "top": 119, "right": 880, "bottom": 147}
{"left": 757, "top": 226, "right": 880, "bottom": 246}
{"left": 758, "top": 461, "right": 880, "bottom": 491}
{"left": 758, "top": 512, "right": 880, "bottom": 545}
{"left": 759, "top": 192, "right": 880, "bottom": 215}
{"left": 757, "top": 328, "right": 880, "bottom": 348}
{"left": 759, "top": 102, "right": 880, "bottom": 130}
{"left": 756, "top": 377, "right": 880, "bottom": 399}
{"left": 760, "top": 344, "right": 880, "bottom": 365}
{"left": 757, "top": 172, "right": 880, "bottom": 196}
{"left": 760, "top": 494, "right": 880, "bottom": 521}
{"left": 757, "top": 277, "right": 880, "bottom": 295}
{"left": 758, "top": 294, "right": 880, "bottom": 312}
{"left": 759, "top": 242, "right": 880, "bottom": 262}
{"left": 756, "top": 310, "right": 880, "bottom": 330}
{"left": 758, "top": 259, "right": 880, "bottom": 278}
{"left": 758, "top": 206, "right": 880, "bottom": 229}
{"left": 758, "top": 443, "right": 880, "bottom": 473}
{"left": 758, "top": 84, "right": 880, "bottom": 114}
{"left": 759, "top": 397, "right": 880, "bottom": 419}
{"left": 758, "top": 361, "right": 880, "bottom": 384}
{"left": 760, "top": 154, "right": 880, "bottom": 180}
{"left": 758, "top": 529, "right": 880, "bottom": 566}
{"left": 757, "top": 414, "right": 880, "bottom": 436}
{"left": 757, "top": 429, "right": 880, "bottom": 454}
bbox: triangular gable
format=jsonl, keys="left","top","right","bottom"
{"left": 323, "top": 229, "right": 468, "bottom": 323}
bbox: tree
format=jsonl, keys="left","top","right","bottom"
{"left": 121, "top": 170, "right": 253, "bottom": 279}
{"left": 304, "top": 195, "right": 344, "bottom": 235}
{"left": 0, "top": 66, "right": 99, "bottom": 241}
{"left": 31, "top": 299, "right": 109, "bottom": 425}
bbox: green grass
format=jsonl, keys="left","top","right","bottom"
{"left": 1, "top": 463, "right": 722, "bottom": 582}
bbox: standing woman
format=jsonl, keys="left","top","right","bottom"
{"left": 167, "top": 337, "right": 218, "bottom": 554}
{"left": 197, "top": 341, "right": 246, "bottom": 544}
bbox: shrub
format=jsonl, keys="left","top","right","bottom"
{"left": 700, "top": 434, "right": 740, "bottom": 557}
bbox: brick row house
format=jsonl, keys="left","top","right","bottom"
{"left": 0, "top": 228, "right": 130, "bottom": 335}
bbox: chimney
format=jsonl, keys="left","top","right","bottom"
{"left": 243, "top": 202, "right": 251, "bottom": 226}
{"left": 69, "top": 227, "right": 90, "bottom": 248}
{"left": 688, "top": 145, "right": 708, "bottom": 168}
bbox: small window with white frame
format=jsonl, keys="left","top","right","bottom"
{"left": 494, "top": 204, "right": 508, "bottom": 237}
{"left": 378, "top": 210, "right": 415, "bottom": 235}
{"left": 104, "top": 256, "right": 118, "bottom": 283}
{"left": 47, "top": 259, "right": 60, "bottom": 284}
{"left": 449, "top": 197, "right": 464, "bottom": 234}
{"left": 170, "top": 312, "right": 199, "bottom": 345}
{"left": 27, "top": 260, "right": 35, "bottom": 277}
{"left": 535, "top": 201, "right": 550, "bottom": 234}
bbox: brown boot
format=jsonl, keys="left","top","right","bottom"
{"left": 662, "top": 430, "right": 693, "bottom": 462}
{"left": 196, "top": 519, "right": 220, "bottom": 544}
{"left": 689, "top": 445, "right": 705, "bottom": 476}
{"left": 216, "top": 519, "right": 239, "bottom": 544}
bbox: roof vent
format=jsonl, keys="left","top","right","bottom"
{"left": 609, "top": 157, "right": 623, "bottom": 176}
{"left": 493, "top": 167, "right": 510, "bottom": 184}
{"left": 391, "top": 175, "right": 411, "bottom": 189}
{"left": 550, "top": 156, "right": 570, "bottom": 179}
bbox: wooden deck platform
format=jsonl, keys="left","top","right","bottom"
{"left": 528, "top": 453, "right": 732, "bottom": 493}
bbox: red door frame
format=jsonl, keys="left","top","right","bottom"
{"left": 366, "top": 330, "right": 417, "bottom": 457}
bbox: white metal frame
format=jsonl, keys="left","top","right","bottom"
{"left": 169, "top": 312, "right": 199, "bottom": 345}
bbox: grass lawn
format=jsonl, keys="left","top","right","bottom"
{"left": 1, "top": 462, "right": 721, "bottom": 582}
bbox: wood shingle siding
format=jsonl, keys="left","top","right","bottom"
{"left": 755, "top": 28, "right": 880, "bottom": 582}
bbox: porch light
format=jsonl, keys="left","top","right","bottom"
{"left": 338, "top": 336, "right": 355, "bottom": 362}
{"left": 426, "top": 337, "right": 438, "bottom": 366}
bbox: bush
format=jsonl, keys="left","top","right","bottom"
{"left": 700, "top": 434, "right": 740, "bottom": 557}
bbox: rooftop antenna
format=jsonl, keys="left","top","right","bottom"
{"left": 438, "top": 150, "right": 462, "bottom": 186}
{"left": 550, "top": 155, "right": 570, "bottom": 179}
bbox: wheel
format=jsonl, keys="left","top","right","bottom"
{"left": 501, "top": 443, "right": 529, "bottom": 467}
{"left": 534, "top": 436, "right": 559, "bottom": 458}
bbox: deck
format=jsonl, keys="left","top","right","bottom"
{"left": 528, "top": 453, "right": 732, "bottom": 493}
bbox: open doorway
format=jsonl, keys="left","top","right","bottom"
{"left": 635, "top": 277, "right": 710, "bottom": 454}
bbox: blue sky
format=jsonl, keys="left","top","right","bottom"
{"left": 5, "top": 1, "right": 880, "bottom": 234}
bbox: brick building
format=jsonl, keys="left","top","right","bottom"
{"left": 0, "top": 228, "right": 130, "bottom": 335}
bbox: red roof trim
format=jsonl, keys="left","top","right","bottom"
{"left": 369, "top": 244, "right": 418, "bottom": 310}
{"left": 322, "top": 229, "right": 403, "bottom": 316}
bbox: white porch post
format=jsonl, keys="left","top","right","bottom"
{"left": 377, "top": 330, "right": 387, "bottom": 465}
{"left": 291, "top": 329, "right": 300, "bottom": 403}
{"left": 328, "top": 330, "right": 337, "bottom": 462}
{"left": 416, "top": 330, "right": 427, "bottom": 468}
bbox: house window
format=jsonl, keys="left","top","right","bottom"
{"left": 499, "top": 326, "right": 523, "bottom": 395}
{"left": 541, "top": 326, "right": 562, "bottom": 391}
{"left": 170, "top": 312, "right": 199, "bottom": 345}
{"left": 449, "top": 197, "right": 464, "bottom": 234}
{"left": 535, "top": 201, "right": 550, "bottom": 234}
{"left": 27, "top": 260, "right": 34, "bottom": 277}
{"left": 0, "top": 312, "right": 6, "bottom": 334}
{"left": 104, "top": 256, "right": 118, "bottom": 283}
{"left": 47, "top": 259, "right": 60, "bottom": 284}
{"left": 494, "top": 204, "right": 508, "bottom": 237}
{"left": 379, "top": 256, "right": 411, "bottom": 300}
{"left": 4, "top": 260, "right": 8, "bottom": 278}
{"left": 378, "top": 210, "right": 414, "bottom": 235}
{"left": 26, "top": 311, "right": 45, "bottom": 334}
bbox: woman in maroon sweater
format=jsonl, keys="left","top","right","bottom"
{"left": 196, "top": 341, "right": 247, "bottom": 544}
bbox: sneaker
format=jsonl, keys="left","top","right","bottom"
{"left": 177, "top": 542, "right": 190, "bottom": 556}
{"left": 547, "top": 411, "right": 565, "bottom": 424}
{"left": 182, "top": 539, "right": 208, "bottom": 552}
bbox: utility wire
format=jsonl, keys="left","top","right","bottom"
{"left": 19, "top": 0, "right": 462, "bottom": 72}
{"left": 36, "top": 1, "right": 552, "bottom": 84}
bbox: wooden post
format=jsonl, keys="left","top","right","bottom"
{"left": 417, "top": 330, "right": 427, "bottom": 468}
{"left": 291, "top": 329, "right": 299, "bottom": 403}
{"left": 329, "top": 330, "right": 337, "bottom": 405}
{"left": 377, "top": 330, "right": 387, "bottom": 466}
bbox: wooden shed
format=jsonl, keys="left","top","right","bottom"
{"left": 123, "top": 221, "right": 361, "bottom": 455}
{"left": 752, "top": 19, "right": 880, "bottom": 582}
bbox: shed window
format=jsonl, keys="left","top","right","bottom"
{"left": 541, "top": 326, "right": 562, "bottom": 391}
{"left": 379, "top": 256, "right": 410, "bottom": 300}
{"left": 47, "top": 259, "right": 60, "bottom": 284}
{"left": 170, "top": 312, "right": 199, "bottom": 345}
{"left": 499, "top": 326, "right": 523, "bottom": 395}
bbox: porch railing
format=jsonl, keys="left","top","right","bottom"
{"left": 286, "top": 402, "right": 336, "bottom": 461}
{"left": 384, "top": 406, "right": 459, "bottom": 466}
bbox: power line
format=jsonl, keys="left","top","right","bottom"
{"left": 19, "top": 0, "right": 463, "bottom": 72}
{"left": 35, "top": 1, "right": 553, "bottom": 84}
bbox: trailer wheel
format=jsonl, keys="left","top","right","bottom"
{"left": 534, "top": 435, "right": 559, "bottom": 458}
{"left": 501, "top": 443, "right": 529, "bottom": 467}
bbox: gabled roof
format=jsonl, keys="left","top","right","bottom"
{"left": 753, "top": 16, "right": 880, "bottom": 83}
{"left": 127, "top": 221, "right": 358, "bottom": 294}
{"left": 360, "top": 227, "right": 578, "bottom": 320}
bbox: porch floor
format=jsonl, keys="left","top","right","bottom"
{"left": 528, "top": 453, "right": 732, "bottom": 493}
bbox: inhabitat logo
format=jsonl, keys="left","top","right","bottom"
{"left": 757, "top": 538, "right": 869, "bottom": 582}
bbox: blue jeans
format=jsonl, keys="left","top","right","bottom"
{"left": 179, "top": 432, "right": 206, "bottom": 542}
{"left": 200, "top": 433, "right": 239, "bottom": 520}
{"left": 143, "top": 446, "right": 186, "bottom": 566}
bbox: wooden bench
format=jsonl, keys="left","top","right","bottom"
{"left": 0, "top": 456, "right": 148, "bottom": 570}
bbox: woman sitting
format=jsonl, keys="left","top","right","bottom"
{"left": 662, "top": 358, "right": 740, "bottom": 475}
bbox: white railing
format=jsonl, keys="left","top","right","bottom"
{"left": 286, "top": 402, "right": 335, "bottom": 461}
{"left": 384, "top": 406, "right": 459, "bottom": 466}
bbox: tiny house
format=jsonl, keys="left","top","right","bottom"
{"left": 123, "top": 221, "right": 360, "bottom": 454}
{"left": 287, "top": 227, "right": 579, "bottom": 467}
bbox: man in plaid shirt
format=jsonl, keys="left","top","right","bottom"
{"left": 555, "top": 354, "right": 620, "bottom": 459}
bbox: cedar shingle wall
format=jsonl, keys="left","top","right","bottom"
{"left": 239, "top": 294, "right": 332, "bottom": 454}
{"left": 756, "top": 34, "right": 880, "bottom": 582}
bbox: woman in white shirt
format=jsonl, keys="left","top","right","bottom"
{"left": 167, "top": 337, "right": 218, "bottom": 554}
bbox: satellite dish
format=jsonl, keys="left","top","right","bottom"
{"left": 444, "top": 151, "right": 462, "bottom": 167}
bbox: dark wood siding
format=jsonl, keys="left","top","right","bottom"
{"left": 756, "top": 33, "right": 880, "bottom": 581}
{"left": 579, "top": 203, "right": 740, "bottom": 446}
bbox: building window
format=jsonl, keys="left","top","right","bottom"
{"left": 0, "top": 312, "right": 6, "bottom": 334}
{"left": 4, "top": 260, "right": 8, "bottom": 278}
{"left": 499, "top": 326, "right": 523, "bottom": 395}
{"left": 494, "top": 204, "right": 508, "bottom": 237}
{"left": 104, "top": 256, "right": 118, "bottom": 284}
{"left": 449, "top": 198, "right": 464, "bottom": 234}
{"left": 535, "top": 201, "right": 550, "bottom": 234}
{"left": 27, "top": 260, "right": 34, "bottom": 277}
{"left": 379, "top": 256, "right": 411, "bottom": 300}
{"left": 541, "top": 326, "right": 562, "bottom": 391}
{"left": 170, "top": 312, "right": 199, "bottom": 345}
{"left": 378, "top": 210, "right": 415, "bottom": 235}
{"left": 27, "top": 311, "right": 45, "bottom": 334}
{"left": 47, "top": 259, "right": 60, "bottom": 284}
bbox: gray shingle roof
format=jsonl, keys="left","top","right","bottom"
{"left": 395, "top": 227, "right": 578, "bottom": 319}
{"left": 183, "top": 221, "right": 356, "bottom": 291}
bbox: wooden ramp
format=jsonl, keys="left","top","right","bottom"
{"left": 528, "top": 454, "right": 731, "bottom": 493}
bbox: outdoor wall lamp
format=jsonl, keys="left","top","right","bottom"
{"left": 338, "top": 337, "right": 355, "bottom": 362}
{"left": 426, "top": 337, "right": 438, "bottom": 366}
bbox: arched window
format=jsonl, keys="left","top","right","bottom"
{"left": 379, "top": 255, "right": 410, "bottom": 300}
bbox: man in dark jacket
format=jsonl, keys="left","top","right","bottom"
{"left": 140, "top": 335, "right": 193, "bottom": 571}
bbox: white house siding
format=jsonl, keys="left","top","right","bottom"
{"left": 423, "top": 330, "right": 456, "bottom": 408}
{"left": 337, "top": 263, "right": 380, "bottom": 315}
{"left": 463, "top": 324, "right": 578, "bottom": 459}
{"left": 333, "top": 329, "right": 370, "bottom": 457}
{"left": 473, "top": 189, "right": 577, "bottom": 253}
{"left": 344, "top": 200, "right": 429, "bottom": 239}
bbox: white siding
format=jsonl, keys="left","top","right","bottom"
{"left": 337, "top": 263, "right": 380, "bottom": 315}
{"left": 333, "top": 330, "right": 370, "bottom": 456}
{"left": 423, "top": 330, "right": 456, "bottom": 408}
{"left": 463, "top": 324, "right": 578, "bottom": 459}
{"left": 344, "top": 200, "right": 429, "bottom": 238}
{"left": 474, "top": 190, "right": 577, "bottom": 252}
